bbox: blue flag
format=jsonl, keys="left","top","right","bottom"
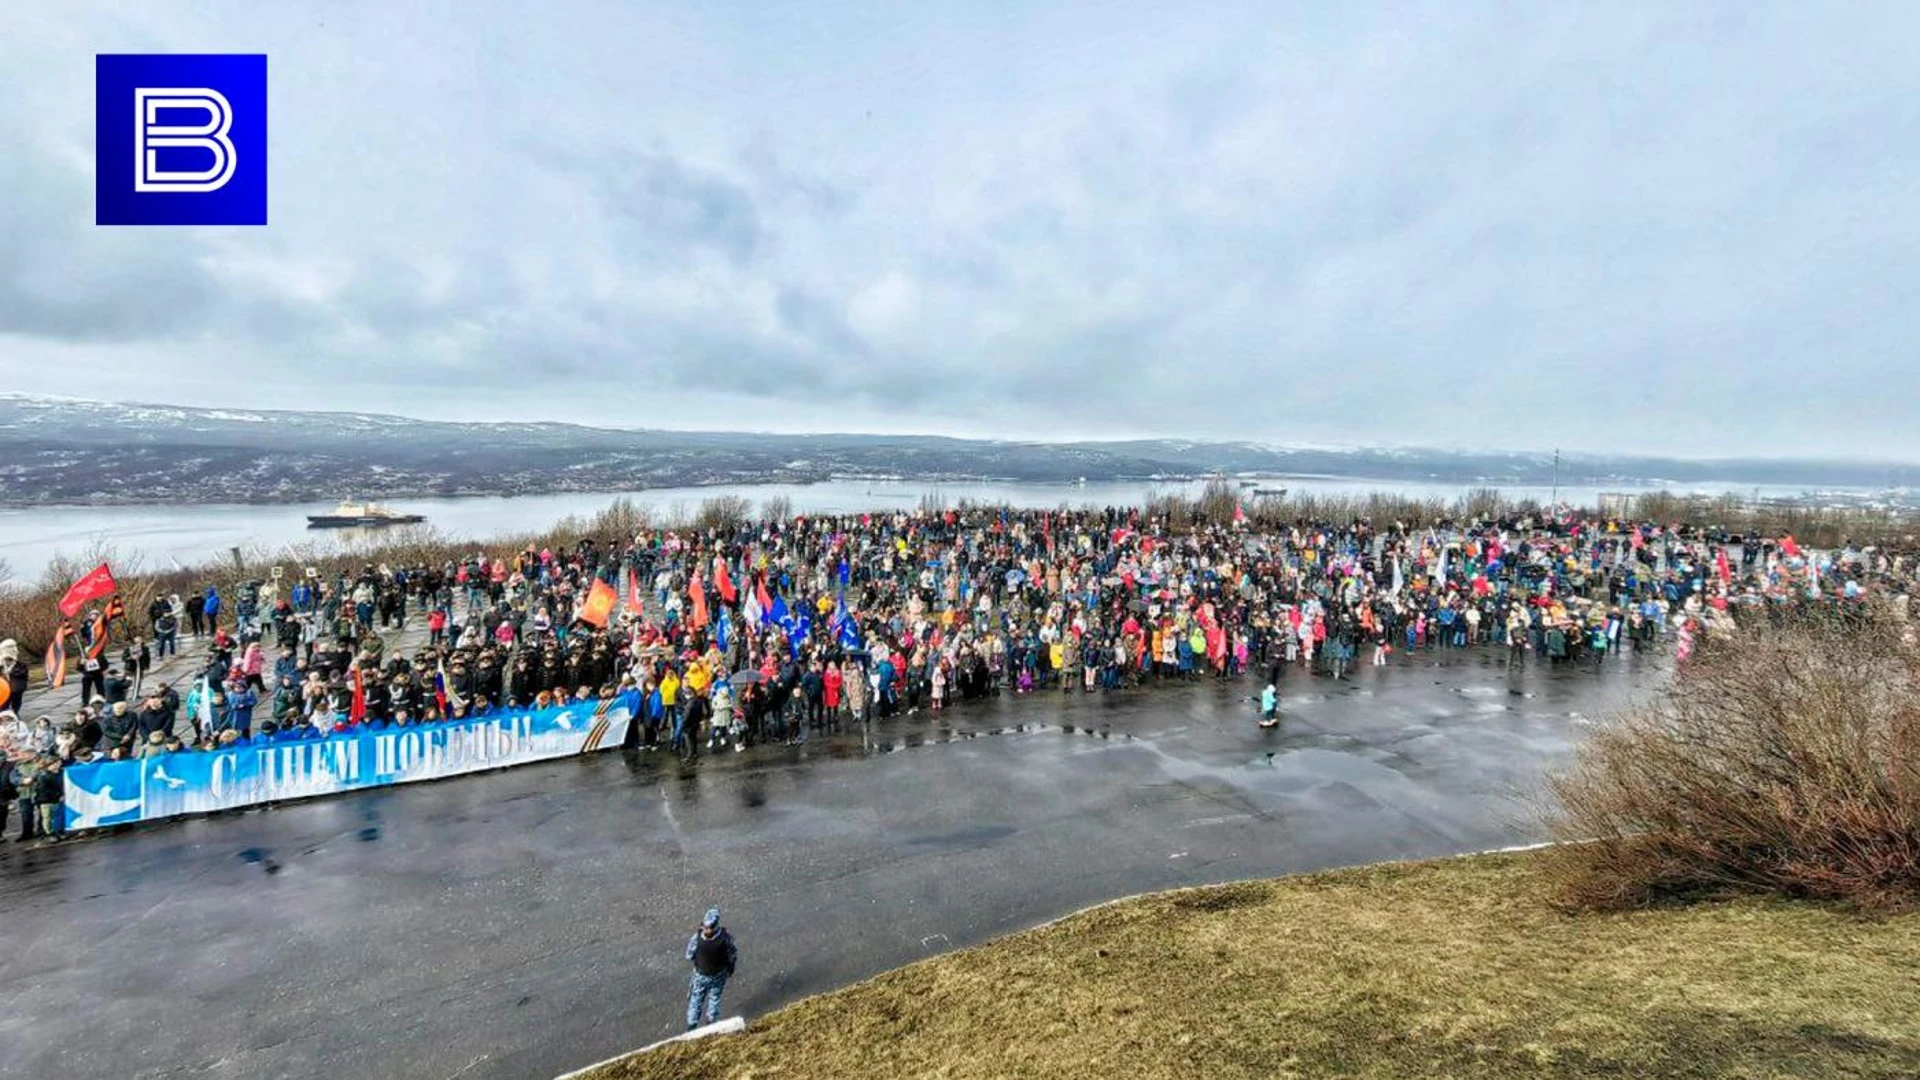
{"left": 834, "top": 603, "right": 863, "bottom": 652}
{"left": 789, "top": 612, "right": 812, "bottom": 659}
{"left": 769, "top": 594, "right": 790, "bottom": 631}
{"left": 716, "top": 607, "right": 731, "bottom": 652}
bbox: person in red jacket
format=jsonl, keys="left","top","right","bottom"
{"left": 822, "top": 661, "right": 842, "bottom": 723}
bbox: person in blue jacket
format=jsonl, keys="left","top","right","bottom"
{"left": 202, "top": 586, "right": 222, "bottom": 634}
{"left": 223, "top": 681, "right": 259, "bottom": 739}
{"left": 684, "top": 906, "right": 738, "bottom": 1031}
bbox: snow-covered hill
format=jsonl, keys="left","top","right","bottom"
{"left": 0, "top": 393, "right": 1911, "bottom": 506}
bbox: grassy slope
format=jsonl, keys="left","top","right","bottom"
{"left": 591, "top": 852, "right": 1920, "bottom": 1080}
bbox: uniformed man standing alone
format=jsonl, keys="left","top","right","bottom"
{"left": 685, "top": 907, "right": 738, "bottom": 1031}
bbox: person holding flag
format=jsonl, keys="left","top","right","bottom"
{"left": 187, "top": 674, "right": 216, "bottom": 741}
{"left": 77, "top": 612, "right": 110, "bottom": 704}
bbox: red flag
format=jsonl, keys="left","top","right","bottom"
{"left": 1781, "top": 535, "right": 1801, "bottom": 558}
{"left": 714, "top": 558, "right": 736, "bottom": 604}
{"left": 1716, "top": 549, "right": 1732, "bottom": 586}
{"left": 44, "top": 624, "right": 70, "bottom": 689}
{"left": 350, "top": 668, "right": 367, "bottom": 725}
{"left": 755, "top": 576, "right": 773, "bottom": 618}
{"left": 58, "top": 563, "right": 117, "bottom": 618}
{"left": 627, "top": 568, "right": 644, "bottom": 611}
{"left": 689, "top": 572, "right": 710, "bottom": 629}
{"left": 579, "top": 579, "right": 618, "bottom": 628}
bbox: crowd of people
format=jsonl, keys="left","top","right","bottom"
{"left": 4, "top": 500, "right": 1915, "bottom": 842}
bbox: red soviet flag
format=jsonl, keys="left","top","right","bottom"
{"left": 713, "top": 558, "right": 736, "bottom": 604}
{"left": 58, "top": 563, "right": 117, "bottom": 618}
{"left": 578, "top": 579, "right": 618, "bottom": 628}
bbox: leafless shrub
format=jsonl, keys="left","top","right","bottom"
{"left": 1546, "top": 603, "right": 1920, "bottom": 911}
{"left": 693, "top": 495, "right": 752, "bottom": 531}
{"left": 1460, "top": 486, "right": 1506, "bottom": 521}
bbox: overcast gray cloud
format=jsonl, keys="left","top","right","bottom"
{"left": 2, "top": 2, "right": 1917, "bottom": 457}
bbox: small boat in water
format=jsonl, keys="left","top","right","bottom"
{"left": 306, "top": 500, "right": 426, "bottom": 529}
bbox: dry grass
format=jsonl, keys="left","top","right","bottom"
{"left": 588, "top": 851, "right": 1920, "bottom": 1080}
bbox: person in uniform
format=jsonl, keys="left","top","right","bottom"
{"left": 684, "top": 906, "right": 738, "bottom": 1031}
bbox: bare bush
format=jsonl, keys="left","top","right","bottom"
{"left": 1460, "top": 486, "right": 1506, "bottom": 521}
{"left": 693, "top": 495, "right": 752, "bottom": 531}
{"left": 1546, "top": 604, "right": 1920, "bottom": 911}
{"left": 1631, "top": 490, "right": 1686, "bottom": 524}
{"left": 759, "top": 495, "right": 793, "bottom": 523}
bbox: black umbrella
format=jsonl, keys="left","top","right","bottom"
{"left": 728, "top": 669, "right": 767, "bottom": 686}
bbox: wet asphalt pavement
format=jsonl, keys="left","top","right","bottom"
{"left": 0, "top": 648, "right": 1653, "bottom": 1080}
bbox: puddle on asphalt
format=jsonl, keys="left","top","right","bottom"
{"left": 238, "top": 847, "right": 281, "bottom": 875}
{"left": 903, "top": 824, "right": 1016, "bottom": 848}
{"left": 866, "top": 719, "right": 1128, "bottom": 756}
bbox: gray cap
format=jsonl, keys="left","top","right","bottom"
{"left": 702, "top": 907, "right": 721, "bottom": 928}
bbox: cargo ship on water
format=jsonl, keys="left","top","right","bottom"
{"left": 305, "top": 500, "right": 427, "bottom": 529}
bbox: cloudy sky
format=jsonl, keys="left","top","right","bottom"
{"left": 3, "top": 2, "right": 1916, "bottom": 457}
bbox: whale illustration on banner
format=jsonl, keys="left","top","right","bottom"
{"left": 64, "top": 775, "right": 144, "bottom": 829}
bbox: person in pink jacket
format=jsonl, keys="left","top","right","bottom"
{"left": 240, "top": 641, "right": 265, "bottom": 691}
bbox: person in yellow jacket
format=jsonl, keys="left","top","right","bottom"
{"left": 683, "top": 661, "right": 711, "bottom": 698}
{"left": 661, "top": 669, "right": 685, "bottom": 752}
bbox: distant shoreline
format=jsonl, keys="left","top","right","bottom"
{"left": 0, "top": 472, "right": 1879, "bottom": 512}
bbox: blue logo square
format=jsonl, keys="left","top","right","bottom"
{"left": 96, "top": 54, "right": 267, "bottom": 226}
